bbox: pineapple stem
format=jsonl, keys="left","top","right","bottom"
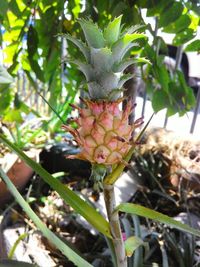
{"left": 103, "top": 184, "right": 127, "bottom": 267}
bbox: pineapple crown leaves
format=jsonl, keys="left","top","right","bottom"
{"left": 77, "top": 16, "right": 123, "bottom": 49}
{"left": 118, "top": 73, "right": 134, "bottom": 88}
{"left": 69, "top": 59, "right": 94, "bottom": 81}
{"left": 113, "top": 57, "right": 151, "bottom": 73}
{"left": 64, "top": 16, "right": 146, "bottom": 69}
{"left": 111, "top": 34, "right": 146, "bottom": 63}
{"left": 90, "top": 47, "right": 113, "bottom": 73}
{"left": 77, "top": 18, "right": 105, "bottom": 49}
{"left": 87, "top": 72, "right": 120, "bottom": 99}
{"left": 63, "top": 16, "right": 147, "bottom": 100}
{"left": 121, "top": 24, "right": 147, "bottom": 35}
{"left": 103, "top": 15, "right": 122, "bottom": 47}
{"left": 87, "top": 82, "right": 104, "bottom": 99}
{"left": 57, "top": 33, "right": 90, "bottom": 61}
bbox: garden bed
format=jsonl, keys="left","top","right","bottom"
{"left": 0, "top": 128, "right": 200, "bottom": 266}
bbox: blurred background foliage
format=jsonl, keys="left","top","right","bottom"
{"left": 0, "top": 0, "right": 200, "bottom": 147}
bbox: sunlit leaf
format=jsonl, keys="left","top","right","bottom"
{"left": 163, "top": 14, "right": 191, "bottom": 34}
{"left": 114, "top": 203, "right": 200, "bottom": 237}
{"left": 173, "top": 29, "right": 196, "bottom": 46}
{"left": 125, "top": 236, "right": 145, "bottom": 257}
{"left": 112, "top": 33, "right": 146, "bottom": 62}
{"left": 185, "top": 39, "right": 200, "bottom": 52}
{"left": 104, "top": 15, "right": 122, "bottom": 46}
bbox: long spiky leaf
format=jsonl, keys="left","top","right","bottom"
{"left": 0, "top": 167, "right": 92, "bottom": 267}
{"left": 0, "top": 134, "right": 112, "bottom": 239}
{"left": 114, "top": 203, "right": 200, "bottom": 237}
{"left": 59, "top": 33, "right": 90, "bottom": 60}
{"left": 78, "top": 19, "right": 105, "bottom": 48}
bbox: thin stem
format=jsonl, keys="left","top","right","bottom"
{"left": 103, "top": 184, "right": 127, "bottom": 267}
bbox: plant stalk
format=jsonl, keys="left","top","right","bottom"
{"left": 103, "top": 184, "right": 127, "bottom": 267}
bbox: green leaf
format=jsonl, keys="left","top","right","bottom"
{"left": 159, "top": 2, "right": 184, "bottom": 28}
{"left": 90, "top": 47, "right": 113, "bottom": 72}
{"left": 0, "top": 1, "right": 8, "bottom": 16}
{"left": 114, "top": 57, "right": 150, "bottom": 72}
{"left": 112, "top": 33, "right": 146, "bottom": 62}
{"left": 104, "top": 15, "right": 122, "bottom": 47}
{"left": 3, "top": 108, "right": 23, "bottom": 123}
{"left": 136, "top": 0, "right": 161, "bottom": 9}
{"left": 122, "top": 24, "right": 146, "bottom": 35}
{"left": 0, "top": 167, "right": 92, "bottom": 267}
{"left": 153, "top": 63, "right": 169, "bottom": 92}
{"left": 185, "top": 39, "right": 200, "bottom": 52}
{"left": 8, "top": 233, "right": 28, "bottom": 259}
{"left": 125, "top": 236, "right": 144, "bottom": 257}
{"left": 114, "top": 203, "right": 200, "bottom": 237}
{"left": 0, "top": 134, "right": 112, "bottom": 239}
{"left": 28, "top": 57, "right": 45, "bottom": 82}
{"left": 0, "top": 90, "right": 13, "bottom": 113}
{"left": 163, "top": 14, "right": 191, "bottom": 34}
{"left": 173, "top": 29, "right": 196, "bottom": 46}
{"left": 0, "top": 66, "right": 13, "bottom": 84}
{"left": 78, "top": 19, "right": 105, "bottom": 48}
{"left": 152, "top": 90, "right": 170, "bottom": 112}
{"left": 168, "top": 73, "right": 196, "bottom": 114}
{"left": 98, "top": 71, "right": 119, "bottom": 91}
{"left": 27, "top": 25, "right": 38, "bottom": 56}
{"left": 118, "top": 73, "right": 133, "bottom": 88}
{"left": 87, "top": 81, "right": 111, "bottom": 100}
{"left": 61, "top": 33, "right": 90, "bottom": 60}
{"left": 147, "top": 0, "right": 173, "bottom": 17}
{"left": 8, "top": 0, "right": 21, "bottom": 17}
{"left": 70, "top": 59, "right": 94, "bottom": 81}
{"left": 141, "top": 43, "right": 156, "bottom": 63}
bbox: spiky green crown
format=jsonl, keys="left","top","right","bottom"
{"left": 64, "top": 16, "right": 147, "bottom": 101}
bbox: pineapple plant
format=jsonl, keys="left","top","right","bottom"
{"left": 62, "top": 18, "right": 147, "bottom": 266}
{"left": 62, "top": 16, "right": 146, "bottom": 179}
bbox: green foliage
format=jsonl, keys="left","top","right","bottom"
{"left": 0, "top": 66, "right": 14, "bottom": 116}
{"left": 64, "top": 17, "right": 146, "bottom": 100}
{"left": 158, "top": 2, "right": 184, "bottom": 28}
{"left": 124, "top": 236, "right": 145, "bottom": 258}
{"left": 104, "top": 15, "right": 122, "bottom": 46}
{"left": 114, "top": 203, "right": 200, "bottom": 237}
{"left": 0, "top": 166, "right": 93, "bottom": 267}
{"left": 185, "top": 39, "right": 200, "bottom": 52}
{"left": 78, "top": 19, "right": 105, "bottom": 48}
{"left": 0, "top": 134, "right": 112, "bottom": 240}
{"left": 1, "top": 0, "right": 199, "bottom": 130}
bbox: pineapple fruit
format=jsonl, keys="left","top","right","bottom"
{"left": 63, "top": 16, "right": 145, "bottom": 174}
